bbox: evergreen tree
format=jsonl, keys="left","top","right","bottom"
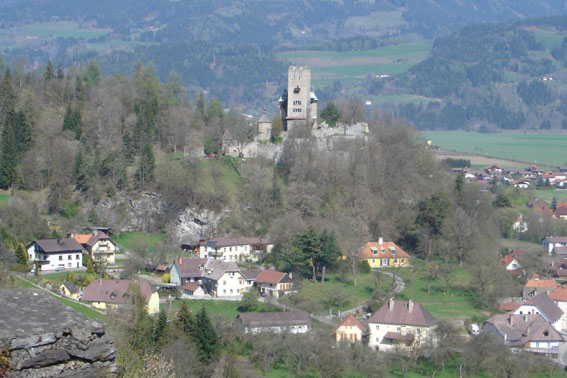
{"left": 0, "top": 69, "right": 16, "bottom": 121}
{"left": 62, "top": 105, "right": 82, "bottom": 139}
{"left": 84, "top": 59, "right": 101, "bottom": 87}
{"left": 0, "top": 111, "right": 18, "bottom": 189}
{"left": 136, "top": 144, "right": 155, "bottom": 187}
{"left": 153, "top": 310, "right": 168, "bottom": 349}
{"left": 271, "top": 117, "right": 283, "bottom": 141}
{"left": 195, "top": 307, "right": 220, "bottom": 363}
{"left": 176, "top": 302, "right": 197, "bottom": 339}
{"left": 56, "top": 65, "right": 65, "bottom": 80}
{"left": 15, "top": 242, "right": 28, "bottom": 266}
{"left": 320, "top": 102, "right": 341, "bottom": 127}
{"left": 44, "top": 61, "right": 55, "bottom": 81}
{"left": 74, "top": 150, "right": 88, "bottom": 191}
{"left": 552, "top": 196, "right": 558, "bottom": 211}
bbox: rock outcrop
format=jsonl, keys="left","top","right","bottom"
{"left": 0, "top": 289, "right": 119, "bottom": 377}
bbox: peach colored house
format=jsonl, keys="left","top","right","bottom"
{"left": 335, "top": 314, "right": 363, "bottom": 342}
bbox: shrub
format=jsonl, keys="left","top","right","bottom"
{"left": 359, "top": 260, "right": 371, "bottom": 274}
{"left": 162, "top": 273, "right": 170, "bottom": 283}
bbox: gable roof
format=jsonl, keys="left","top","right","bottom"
{"left": 175, "top": 257, "right": 208, "bottom": 278}
{"left": 32, "top": 239, "right": 84, "bottom": 254}
{"left": 357, "top": 241, "right": 410, "bottom": 260}
{"left": 497, "top": 302, "right": 521, "bottom": 312}
{"left": 241, "top": 270, "right": 262, "bottom": 280}
{"left": 523, "top": 293, "right": 563, "bottom": 324}
{"left": 545, "top": 237, "right": 567, "bottom": 243}
{"left": 258, "top": 113, "right": 271, "bottom": 124}
{"left": 549, "top": 286, "right": 567, "bottom": 301}
{"left": 85, "top": 231, "right": 112, "bottom": 247}
{"left": 62, "top": 281, "right": 78, "bottom": 294}
{"left": 485, "top": 314, "right": 563, "bottom": 346}
{"left": 174, "top": 257, "right": 240, "bottom": 281}
{"left": 236, "top": 311, "right": 309, "bottom": 327}
{"left": 72, "top": 234, "right": 92, "bottom": 244}
{"left": 255, "top": 270, "right": 288, "bottom": 285}
{"left": 82, "top": 279, "right": 154, "bottom": 304}
{"left": 524, "top": 279, "right": 559, "bottom": 289}
{"left": 183, "top": 282, "right": 201, "bottom": 292}
{"left": 501, "top": 255, "right": 517, "bottom": 266}
{"left": 336, "top": 314, "right": 363, "bottom": 332}
{"left": 368, "top": 299, "right": 435, "bottom": 327}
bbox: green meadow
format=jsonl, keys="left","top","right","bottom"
{"left": 423, "top": 131, "right": 567, "bottom": 167}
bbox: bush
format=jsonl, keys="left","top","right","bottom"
{"left": 359, "top": 260, "right": 371, "bottom": 274}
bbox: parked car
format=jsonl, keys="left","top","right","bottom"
{"left": 55, "top": 266, "right": 65, "bottom": 272}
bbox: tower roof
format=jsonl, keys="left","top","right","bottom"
{"left": 258, "top": 113, "right": 271, "bottom": 123}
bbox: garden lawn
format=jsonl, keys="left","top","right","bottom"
{"left": 112, "top": 232, "right": 165, "bottom": 252}
{"left": 531, "top": 188, "right": 567, "bottom": 205}
{"left": 385, "top": 259, "right": 485, "bottom": 321}
{"left": 163, "top": 299, "right": 278, "bottom": 321}
{"left": 0, "top": 193, "right": 9, "bottom": 204}
{"left": 293, "top": 272, "right": 393, "bottom": 315}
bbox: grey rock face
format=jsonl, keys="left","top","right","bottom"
{"left": 0, "top": 289, "right": 119, "bottom": 377}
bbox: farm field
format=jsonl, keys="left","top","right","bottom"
{"left": 278, "top": 42, "right": 431, "bottom": 87}
{"left": 424, "top": 131, "right": 567, "bottom": 167}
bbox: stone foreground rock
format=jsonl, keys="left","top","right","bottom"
{"left": 0, "top": 288, "right": 119, "bottom": 377}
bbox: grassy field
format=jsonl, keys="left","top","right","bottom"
{"left": 368, "top": 94, "right": 441, "bottom": 105}
{"left": 163, "top": 299, "right": 278, "bottom": 321}
{"left": 386, "top": 260, "right": 486, "bottom": 321}
{"left": 278, "top": 42, "right": 431, "bottom": 87}
{"left": 292, "top": 272, "right": 393, "bottom": 315}
{"left": 424, "top": 131, "right": 567, "bottom": 167}
{"left": 530, "top": 188, "right": 567, "bottom": 205}
{"left": 534, "top": 29, "right": 566, "bottom": 49}
{"left": 112, "top": 232, "right": 165, "bottom": 252}
{"left": 0, "top": 193, "right": 10, "bottom": 204}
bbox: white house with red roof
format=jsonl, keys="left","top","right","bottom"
{"left": 71, "top": 231, "right": 116, "bottom": 264}
{"left": 199, "top": 236, "right": 273, "bottom": 262}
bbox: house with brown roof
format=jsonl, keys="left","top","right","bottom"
{"left": 514, "top": 293, "right": 563, "bottom": 332}
{"left": 368, "top": 299, "right": 436, "bottom": 351}
{"left": 182, "top": 282, "right": 206, "bottom": 297}
{"left": 71, "top": 231, "right": 116, "bottom": 264}
{"left": 199, "top": 236, "right": 273, "bottom": 262}
{"left": 357, "top": 238, "right": 411, "bottom": 268}
{"left": 483, "top": 314, "right": 563, "bottom": 354}
{"left": 27, "top": 239, "right": 85, "bottom": 273}
{"left": 81, "top": 279, "right": 159, "bottom": 315}
{"left": 254, "top": 270, "right": 293, "bottom": 298}
{"left": 335, "top": 314, "right": 363, "bottom": 343}
{"left": 235, "top": 311, "right": 310, "bottom": 334}
{"left": 522, "top": 278, "right": 559, "bottom": 299}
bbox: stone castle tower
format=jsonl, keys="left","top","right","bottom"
{"left": 279, "top": 66, "right": 318, "bottom": 132}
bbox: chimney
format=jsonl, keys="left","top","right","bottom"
{"left": 509, "top": 315, "right": 514, "bottom": 326}
{"left": 57, "top": 239, "right": 63, "bottom": 245}
{"left": 379, "top": 237, "right": 383, "bottom": 245}
{"left": 408, "top": 299, "right": 414, "bottom": 314}
{"left": 98, "top": 278, "right": 102, "bottom": 285}
{"left": 389, "top": 297, "right": 394, "bottom": 312}
{"left": 178, "top": 255, "right": 182, "bottom": 265}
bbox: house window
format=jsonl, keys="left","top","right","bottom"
{"left": 230, "top": 289, "right": 233, "bottom": 294}
{"left": 376, "top": 325, "right": 379, "bottom": 330}
{"left": 67, "top": 263, "right": 72, "bottom": 267}
{"left": 223, "top": 290, "right": 226, "bottom": 294}
{"left": 223, "top": 281, "right": 226, "bottom": 285}
{"left": 372, "top": 259, "right": 375, "bottom": 264}
{"left": 68, "top": 255, "right": 72, "bottom": 260}
{"left": 401, "top": 258, "right": 405, "bottom": 263}
{"left": 59, "top": 256, "right": 63, "bottom": 261}
{"left": 76, "top": 254, "right": 79, "bottom": 259}
{"left": 397, "top": 327, "right": 401, "bottom": 332}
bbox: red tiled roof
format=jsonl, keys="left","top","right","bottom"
{"left": 524, "top": 279, "right": 559, "bottom": 289}
{"left": 183, "top": 282, "right": 201, "bottom": 292}
{"left": 549, "top": 286, "right": 567, "bottom": 301}
{"left": 501, "top": 255, "right": 516, "bottom": 266}
{"left": 357, "top": 241, "right": 410, "bottom": 260}
{"left": 498, "top": 302, "right": 521, "bottom": 312}
{"left": 255, "top": 270, "right": 287, "bottom": 285}
{"left": 337, "top": 314, "right": 363, "bottom": 332}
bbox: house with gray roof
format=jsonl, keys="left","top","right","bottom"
{"left": 199, "top": 236, "right": 273, "bottom": 262}
{"left": 484, "top": 314, "right": 563, "bottom": 354}
{"left": 170, "top": 257, "right": 247, "bottom": 298}
{"left": 27, "top": 238, "right": 85, "bottom": 273}
{"left": 513, "top": 292, "right": 564, "bottom": 332}
{"left": 235, "top": 311, "right": 310, "bottom": 334}
{"left": 368, "top": 299, "right": 436, "bottom": 351}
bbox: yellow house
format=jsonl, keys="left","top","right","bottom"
{"left": 81, "top": 279, "right": 159, "bottom": 315}
{"left": 358, "top": 238, "right": 411, "bottom": 268}
{"left": 72, "top": 231, "right": 116, "bottom": 264}
{"left": 59, "top": 281, "right": 80, "bottom": 300}
{"left": 335, "top": 314, "right": 364, "bottom": 342}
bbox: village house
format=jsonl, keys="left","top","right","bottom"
{"left": 549, "top": 286, "right": 567, "bottom": 332}
{"left": 483, "top": 314, "right": 563, "bottom": 354}
{"left": 27, "top": 239, "right": 85, "bottom": 272}
{"left": 368, "top": 299, "right": 436, "bottom": 351}
{"left": 81, "top": 279, "right": 159, "bottom": 315}
{"left": 501, "top": 254, "right": 522, "bottom": 277}
{"left": 182, "top": 282, "right": 206, "bottom": 297}
{"left": 59, "top": 281, "right": 80, "bottom": 300}
{"left": 514, "top": 293, "right": 563, "bottom": 332}
{"left": 357, "top": 238, "right": 411, "bottom": 268}
{"left": 512, "top": 215, "right": 528, "bottom": 233}
{"left": 254, "top": 270, "right": 293, "bottom": 298}
{"left": 241, "top": 270, "right": 262, "bottom": 291}
{"left": 335, "top": 314, "right": 364, "bottom": 343}
{"left": 555, "top": 207, "right": 567, "bottom": 221}
{"left": 235, "top": 311, "right": 310, "bottom": 334}
{"left": 170, "top": 257, "right": 246, "bottom": 298}
{"left": 512, "top": 179, "right": 530, "bottom": 189}
{"left": 543, "top": 237, "right": 567, "bottom": 255}
{"left": 71, "top": 231, "right": 116, "bottom": 264}
{"left": 199, "top": 236, "right": 273, "bottom": 262}
{"left": 523, "top": 278, "right": 560, "bottom": 298}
